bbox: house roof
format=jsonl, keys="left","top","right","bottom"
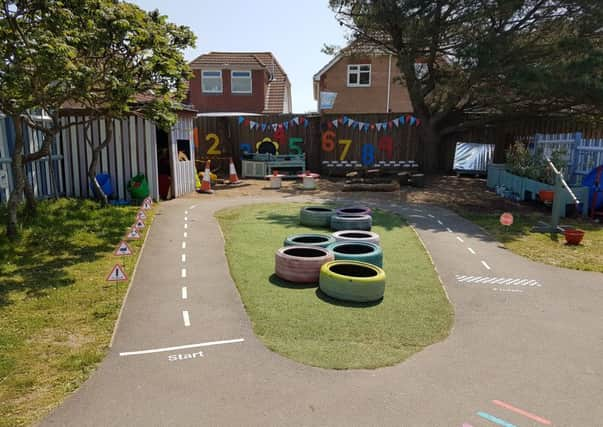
{"left": 189, "top": 51, "right": 290, "bottom": 114}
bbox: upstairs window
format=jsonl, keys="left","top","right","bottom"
{"left": 202, "top": 70, "right": 222, "bottom": 93}
{"left": 347, "top": 64, "right": 371, "bottom": 87}
{"left": 231, "top": 70, "right": 252, "bottom": 94}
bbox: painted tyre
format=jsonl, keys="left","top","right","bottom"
{"left": 332, "top": 230, "right": 380, "bottom": 246}
{"left": 326, "top": 241, "right": 383, "bottom": 267}
{"left": 330, "top": 214, "right": 372, "bottom": 231}
{"left": 319, "top": 260, "right": 386, "bottom": 302}
{"left": 300, "top": 206, "right": 335, "bottom": 227}
{"left": 335, "top": 206, "right": 372, "bottom": 217}
{"left": 284, "top": 233, "right": 336, "bottom": 248}
{"left": 275, "top": 246, "right": 334, "bottom": 284}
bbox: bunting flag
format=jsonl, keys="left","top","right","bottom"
{"left": 235, "top": 114, "right": 421, "bottom": 132}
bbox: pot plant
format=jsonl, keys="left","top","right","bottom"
{"left": 563, "top": 228, "right": 585, "bottom": 245}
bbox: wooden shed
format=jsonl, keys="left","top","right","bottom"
{"left": 0, "top": 107, "right": 198, "bottom": 204}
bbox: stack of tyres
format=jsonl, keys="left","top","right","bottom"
{"left": 300, "top": 206, "right": 335, "bottom": 227}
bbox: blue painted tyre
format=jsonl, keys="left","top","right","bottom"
{"left": 326, "top": 241, "right": 383, "bottom": 267}
{"left": 300, "top": 206, "right": 335, "bottom": 227}
{"left": 330, "top": 214, "right": 372, "bottom": 231}
{"left": 335, "top": 206, "right": 372, "bottom": 217}
{"left": 319, "top": 260, "right": 386, "bottom": 302}
{"left": 284, "top": 233, "right": 336, "bottom": 248}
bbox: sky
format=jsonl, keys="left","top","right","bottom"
{"left": 130, "top": 0, "right": 349, "bottom": 113}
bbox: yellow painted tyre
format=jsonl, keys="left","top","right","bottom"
{"left": 319, "top": 260, "right": 386, "bottom": 302}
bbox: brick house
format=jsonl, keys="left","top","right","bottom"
{"left": 187, "top": 52, "right": 292, "bottom": 114}
{"left": 313, "top": 43, "right": 413, "bottom": 114}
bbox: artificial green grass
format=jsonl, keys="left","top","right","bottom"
{"left": 216, "top": 203, "right": 453, "bottom": 369}
{"left": 459, "top": 210, "right": 603, "bottom": 273}
{"left": 0, "top": 199, "right": 154, "bottom": 426}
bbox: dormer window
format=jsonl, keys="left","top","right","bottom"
{"left": 202, "top": 70, "right": 222, "bottom": 93}
{"left": 231, "top": 70, "right": 252, "bottom": 94}
{"left": 347, "top": 64, "right": 371, "bottom": 87}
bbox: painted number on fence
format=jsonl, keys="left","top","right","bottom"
{"left": 321, "top": 130, "right": 335, "bottom": 152}
{"left": 288, "top": 137, "right": 304, "bottom": 155}
{"left": 205, "top": 133, "right": 222, "bottom": 155}
{"left": 361, "top": 144, "right": 375, "bottom": 166}
{"left": 378, "top": 136, "right": 393, "bottom": 160}
{"left": 338, "top": 139, "right": 352, "bottom": 161}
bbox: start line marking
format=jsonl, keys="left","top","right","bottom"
{"left": 119, "top": 338, "right": 245, "bottom": 357}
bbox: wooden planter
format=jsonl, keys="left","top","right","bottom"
{"left": 538, "top": 190, "right": 555, "bottom": 202}
{"left": 564, "top": 229, "right": 585, "bottom": 245}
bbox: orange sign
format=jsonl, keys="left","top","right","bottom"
{"left": 500, "top": 212, "right": 514, "bottom": 226}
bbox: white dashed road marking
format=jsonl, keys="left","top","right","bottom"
{"left": 184, "top": 223, "right": 188, "bottom": 229}
{"left": 182, "top": 311, "right": 191, "bottom": 327}
{"left": 437, "top": 220, "right": 444, "bottom": 226}
{"left": 181, "top": 254, "right": 186, "bottom": 263}
{"left": 468, "top": 247, "right": 476, "bottom": 255}
{"left": 447, "top": 227, "right": 453, "bottom": 233}
{"left": 184, "top": 216, "right": 188, "bottom": 221}
{"left": 182, "top": 241, "right": 186, "bottom": 249}
{"left": 182, "top": 287, "right": 188, "bottom": 299}
{"left": 181, "top": 268, "right": 187, "bottom": 278}
{"left": 456, "top": 236, "right": 464, "bottom": 243}
{"left": 481, "top": 260, "right": 491, "bottom": 270}
{"left": 184, "top": 232, "right": 187, "bottom": 238}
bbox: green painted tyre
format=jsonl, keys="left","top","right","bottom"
{"left": 330, "top": 214, "right": 372, "bottom": 231}
{"left": 284, "top": 233, "right": 336, "bottom": 248}
{"left": 326, "top": 241, "right": 383, "bottom": 267}
{"left": 300, "top": 206, "right": 335, "bottom": 227}
{"left": 319, "top": 260, "right": 386, "bottom": 302}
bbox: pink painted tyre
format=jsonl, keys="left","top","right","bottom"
{"left": 275, "top": 246, "right": 334, "bottom": 284}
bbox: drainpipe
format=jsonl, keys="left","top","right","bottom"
{"left": 386, "top": 54, "right": 392, "bottom": 112}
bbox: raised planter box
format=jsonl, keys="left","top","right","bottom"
{"left": 486, "top": 164, "right": 590, "bottom": 217}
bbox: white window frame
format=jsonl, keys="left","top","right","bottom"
{"left": 201, "top": 69, "right": 223, "bottom": 93}
{"left": 231, "top": 70, "right": 252, "bottom": 94}
{"left": 347, "top": 64, "right": 371, "bottom": 87}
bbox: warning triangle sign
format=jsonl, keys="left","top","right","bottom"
{"left": 135, "top": 219, "right": 145, "bottom": 229}
{"left": 137, "top": 210, "right": 147, "bottom": 220}
{"left": 144, "top": 197, "right": 153, "bottom": 206}
{"left": 126, "top": 227, "right": 140, "bottom": 239}
{"left": 142, "top": 200, "right": 151, "bottom": 210}
{"left": 114, "top": 241, "right": 132, "bottom": 256}
{"left": 106, "top": 264, "right": 128, "bottom": 281}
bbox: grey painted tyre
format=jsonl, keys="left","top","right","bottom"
{"left": 284, "top": 233, "right": 336, "bottom": 248}
{"left": 330, "top": 214, "right": 372, "bottom": 231}
{"left": 300, "top": 206, "right": 335, "bottom": 227}
{"left": 335, "top": 206, "right": 372, "bottom": 217}
{"left": 275, "top": 246, "right": 334, "bottom": 284}
{"left": 332, "top": 230, "right": 380, "bottom": 245}
{"left": 319, "top": 260, "right": 386, "bottom": 302}
{"left": 326, "top": 241, "right": 383, "bottom": 267}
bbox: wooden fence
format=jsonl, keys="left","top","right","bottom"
{"left": 194, "top": 113, "right": 421, "bottom": 174}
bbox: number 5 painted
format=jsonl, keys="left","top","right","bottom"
{"left": 288, "top": 137, "right": 303, "bottom": 154}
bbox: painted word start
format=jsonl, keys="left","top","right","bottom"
{"left": 168, "top": 351, "right": 204, "bottom": 362}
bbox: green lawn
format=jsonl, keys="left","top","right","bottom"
{"left": 216, "top": 203, "right": 453, "bottom": 369}
{"left": 0, "top": 199, "right": 153, "bottom": 426}
{"left": 459, "top": 210, "right": 603, "bottom": 272}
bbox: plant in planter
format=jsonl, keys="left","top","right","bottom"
{"left": 505, "top": 142, "right": 568, "bottom": 185}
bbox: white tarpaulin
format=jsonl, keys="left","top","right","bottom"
{"left": 453, "top": 142, "right": 495, "bottom": 173}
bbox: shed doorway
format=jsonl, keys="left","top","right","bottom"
{"left": 156, "top": 128, "right": 172, "bottom": 199}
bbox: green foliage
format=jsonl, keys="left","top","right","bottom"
{"left": 505, "top": 141, "right": 568, "bottom": 184}
{"left": 330, "top": 1, "right": 603, "bottom": 132}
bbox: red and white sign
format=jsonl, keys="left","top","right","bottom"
{"left": 106, "top": 264, "right": 128, "bottom": 282}
{"left": 126, "top": 227, "right": 140, "bottom": 239}
{"left": 500, "top": 212, "right": 514, "bottom": 226}
{"left": 144, "top": 197, "right": 153, "bottom": 206}
{"left": 114, "top": 241, "right": 133, "bottom": 256}
{"left": 134, "top": 219, "right": 145, "bottom": 229}
{"left": 142, "top": 200, "right": 151, "bottom": 210}
{"left": 137, "top": 210, "right": 147, "bottom": 220}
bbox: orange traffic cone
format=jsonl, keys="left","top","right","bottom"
{"left": 200, "top": 160, "right": 214, "bottom": 194}
{"left": 228, "top": 158, "right": 242, "bottom": 185}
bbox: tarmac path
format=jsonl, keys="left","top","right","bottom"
{"left": 41, "top": 194, "right": 603, "bottom": 426}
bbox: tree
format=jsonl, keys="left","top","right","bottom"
{"left": 330, "top": 1, "right": 603, "bottom": 170}
{"left": 0, "top": 0, "right": 195, "bottom": 238}
{"left": 70, "top": 1, "right": 195, "bottom": 205}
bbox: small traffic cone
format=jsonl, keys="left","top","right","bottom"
{"left": 228, "top": 157, "right": 242, "bottom": 185}
{"left": 200, "top": 160, "right": 214, "bottom": 194}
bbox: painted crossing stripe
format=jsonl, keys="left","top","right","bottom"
{"left": 477, "top": 412, "right": 516, "bottom": 427}
{"left": 492, "top": 400, "right": 552, "bottom": 425}
{"left": 456, "top": 275, "right": 541, "bottom": 288}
